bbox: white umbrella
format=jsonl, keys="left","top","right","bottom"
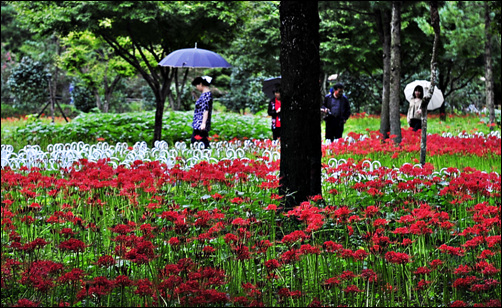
{"left": 404, "top": 80, "right": 444, "bottom": 110}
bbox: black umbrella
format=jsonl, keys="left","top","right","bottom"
{"left": 262, "top": 77, "right": 281, "bottom": 100}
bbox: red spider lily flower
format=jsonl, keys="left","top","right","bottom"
{"left": 323, "top": 241, "right": 343, "bottom": 253}
{"left": 485, "top": 235, "right": 500, "bottom": 248}
{"left": 361, "top": 269, "right": 378, "bottom": 282}
{"left": 289, "top": 290, "right": 302, "bottom": 299}
{"left": 232, "top": 244, "right": 251, "bottom": 260}
{"left": 194, "top": 134, "right": 203, "bottom": 141}
{"left": 135, "top": 278, "right": 154, "bottom": 297}
{"left": 270, "top": 193, "right": 283, "bottom": 200}
{"left": 60, "top": 228, "right": 76, "bottom": 238}
{"left": 20, "top": 260, "right": 64, "bottom": 292}
{"left": 454, "top": 265, "right": 471, "bottom": 275}
{"left": 282, "top": 230, "right": 308, "bottom": 244}
{"left": 478, "top": 249, "right": 496, "bottom": 259}
{"left": 12, "top": 299, "right": 39, "bottom": 307}
{"left": 232, "top": 297, "right": 249, "bottom": 306}
{"left": 252, "top": 240, "right": 272, "bottom": 254}
{"left": 324, "top": 277, "right": 341, "bottom": 289}
{"left": 393, "top": 227, "right": 411, "bottom": 235}
{"left": 110, "top": 224, "right": 134, "bottom": 235}
{"left": 339, "top": 270, "right": 356, "bottom": 281}
{"left": 300, "top": 244, "right": 321, "bottom": 255}
{"left": 344, "top": 284, "right": 363, "bottom": 293}
{"left": 21, "top": 237, "right": 49, "bottom": 252}
{"left": 385, "top": 251, "right": 411, "bottom": 264}
{"left": 463, "top": 236, "right": 484, "bottom": 249}
{"left": 410, "top": 220, "right": 433, "bottom": 235}
{"left": 439, "top": 244, "right": 465, "bottom": 256}
{"left": 224, "top": 233, "right": 239, "bottom": 244}
{"left": 373, "top": 218, "right": 388, "bottom": 227}
{"left": 475, "top": 261, "right": 500, "bottom": 276}
{"left": 453, "top": 276, "right": 478, "bottom": 289}
{"left": 401, "top": 238, "right": 414, "bottom": 246}
{"left": 449, "top": 301, "right": 468, "bottom": 307}
{"left": 78, "top": 276, "right": 115, "bottom": 300}
{"left": 414, "top": 266, "right": 432, "bottom": 275}
{"left": 202, "top": 245, "right": 216, "bottom": 255}
{"left": 264, "top": 259, "right": 281, "bottom": 271}
{"left": 95, "top": 255, "right": 116, "bottom": 268}
{"left": 59, "top": 239, "right": 87, "bottom": 253}
{"left": 230, "top": 197, "right": 244, "bottom": 204}
{"left": 20, "top": 215, "right": 35, "bottom": 225}
{"left": 416, "top": 279, "right": 432, "bottom": 291}
{"left": 429, "top": 259, "right": 444, "bottom": 269}
{"left": 231, "top": 217, "right": 249, "bottom": 226}
{"left": 364, "top": 206, "right": 380, "bottom": 218}
{"left": 212, "top": 193, "right": 224, "bottom": 200}
{"left": 265, "top": 204, "right": 278, "bottom": 211}
{"left": 281, "top": 249, "right": 301, "bottom": 264}
{"left": 58, "top": 268, "right": 87, "bottom": 283}
{"left": 278, "top": 287, "right": 291, "bottom": 298}
{"left": 114, "top": 275, "right": 133, "bottom": 288}
{"left": 353, "top": 249, "right": 368, "bottom": 261}
{"left": 28, "top": 202, "right": 42, "bottom": 209}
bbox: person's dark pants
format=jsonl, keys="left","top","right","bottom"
{"left": 272, "top": 127, "right": 281, "bottom": 140}
{"left": 191, "top": 129, "right": 210, "bottom": 148}
{"left": 409, "top": 119, "right": 422, "bottom": 132}
{"left": 325, "top": 117, "right": 344, "bottom": 141}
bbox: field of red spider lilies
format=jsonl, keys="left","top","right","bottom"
{"left": 1, "top": 128, "right": 501, "bottom": 307}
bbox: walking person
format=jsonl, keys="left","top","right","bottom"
{"left": 267, "top": 87, "right": 282, "bottom": 140}
{"left": 191, "top": 76, "right": 213, "bottom": 148}
{"left": 407, "top": 85, "right": 423, "bottom": 131}
{"left": 321, "top": 83, "right": 351, "bottom": 141}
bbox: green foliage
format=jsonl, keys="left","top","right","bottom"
{"left": 70, "top": 81, "right": 96, "bottom": 113}
{"left": 6, "top": 57, "right": 48, "bottom": 110}
{"left": 6, "top": 111, "right": 270, "bottom": 150}
{"left": 221, "top": 68, "right": 269, "bottom": 114}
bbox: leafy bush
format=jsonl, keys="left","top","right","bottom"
{"left": 71, "top": 81, "right": 96, "bottom": 113}
{"left": 6, "top": 56, "right": 48, "bottom": 111}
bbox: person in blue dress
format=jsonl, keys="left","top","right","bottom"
{"left": 191, "top": 76, "right": 213, "bottom": 148}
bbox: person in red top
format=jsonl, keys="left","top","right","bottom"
{"left": 267, "top": 87, "right": 281, "bottom": 140}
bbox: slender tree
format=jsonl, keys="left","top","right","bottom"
{"left": 419, "top": 1, "right": 441, "bottom": 166}
{"left": 389, "top": 1, "right": 402, "bottom": 145}
{"left": 279, "top": 1, "right": 321, "bottom": 209}
{"left": 484, "top": 2, "right": 495, "bottom": 128}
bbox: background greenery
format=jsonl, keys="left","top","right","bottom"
{"left": 1, "top": 1, "right": 500, "bottom": 119}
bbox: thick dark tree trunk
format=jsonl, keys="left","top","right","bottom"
{"left": 376, "top": 8, "right": 392, "bottom": 139}
{"left": 389, "top": 1, "right": 402, "bottom": 145}
{"left": 279, "top": 1, "right": 321, "bottom": 209}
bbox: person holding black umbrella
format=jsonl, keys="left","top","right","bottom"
{"left": 321, "top": 83, "right": 351, "bottom": 141}
{"left": 191, "top": 76, "right": 213, "bottom": 148}
{"left": 267, "top": 86, "right": 282, "bottom": 140}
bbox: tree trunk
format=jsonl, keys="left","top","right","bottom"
{"left": 279, "top": 1, "right": 321, "bottom": 209}
{"left": 484, "top": 2, "right": 495, "bottom": 128}
{"left": 376, "top": 8, "right": 392, "bottom": 139}
{"left": 389, "top": 1, "right": 402, "bottom": 145}
{"left": 420, "top": 0, "right": 440, "bottom": 166}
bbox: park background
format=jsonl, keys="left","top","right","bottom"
{"left": 1, "top": 2, "right": 501, "bottom": 308}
